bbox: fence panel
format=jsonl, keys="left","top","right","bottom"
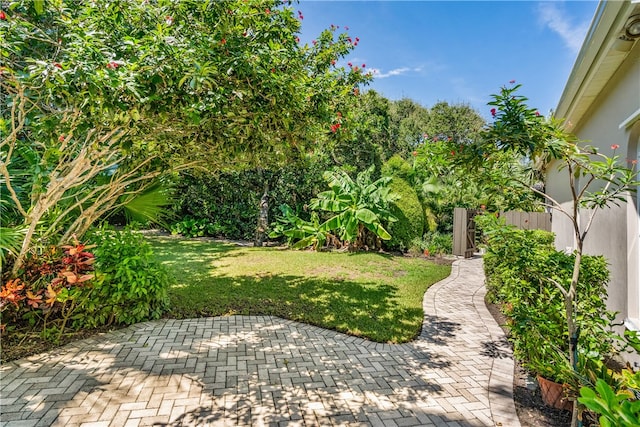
{"left": 501, "top": 211, "right": 551, "bottom": 231}
{"left": 453, "top": 209, "right": 551, "bottom": 258}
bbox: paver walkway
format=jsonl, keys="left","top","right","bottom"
{"left": 1, "top": 256, "right": 520, "bottom": 427}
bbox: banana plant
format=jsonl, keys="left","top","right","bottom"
{"left": 309, "top": 167, "right": 397, "bottom": 248}
{"left": 269, "top": 204, "right": 330, "bottom": 250}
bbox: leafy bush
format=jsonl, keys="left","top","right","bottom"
{"left": 172, "top": 159, "right": 329, "bottom": 240}
{"left": 579, "top": 375, "right": 640, "bottom": 427}
{"left": 170, "top": 217, "right": 223, "bottom": 238}
{"left": 0, "top": 238, "right": 96, "bottom": 341}
{"left": 476, "top": 213, "right": 616, "bottom": 384}
{"left": 384, "top": 177, "right": 424, "bottom": 252}
{"left": 269, "top": 204, "right": 332, "bottom": 250}
{"left": 81, "top": 227, "right": 170, "bottom": 327}
{"left": 381, "top": 155, "right": 416, "bottom": 185}
{"left": 409, "top": 232, "right": 453, "bottom": 256}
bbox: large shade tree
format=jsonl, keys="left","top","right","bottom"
{"left": 0, "top": 0, "right": 370, "bottom": 273}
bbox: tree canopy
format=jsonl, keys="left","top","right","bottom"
{"left": 0, "top": 0, "right": 371, "bottom": 272}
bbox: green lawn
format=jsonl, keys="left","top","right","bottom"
{"left": 149, "top": 236, "right": 451, "bottom": 343}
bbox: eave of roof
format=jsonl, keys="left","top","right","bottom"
{"left": 555, "top": 0, "right": 640, "bottom": 130}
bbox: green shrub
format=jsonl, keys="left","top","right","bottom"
{"left": 476, "top": 213, "right": 616, "bottom": 384}
{"left": 172, "top": 158, "right": 329, "bottom": 240}
{"left": 385, "top": 177, "right": 424, "bottom": 252}
{"left": 579, "top": 374, "right": 640, "bottom": 427}
{"left": 80, "top": 227, "right": 170, "bottom": 327}
{"left": 0, "top": 238, "right": 97, "bottom": 342}
{"left": 381, "top": 155, "right": 415, "bottom": 184}
{"left": 408, "top": 232, "right": 453, "bottom": 256}
{"left": 170, "top": 217, "right": 223, "bottom": 238}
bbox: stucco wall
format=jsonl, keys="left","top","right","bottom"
{"left": 548, "top": 40, "right": 640, "bottom": 332}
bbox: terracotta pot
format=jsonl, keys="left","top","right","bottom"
{"left": 537, "top": 375, "right": 573, "bottom": 411}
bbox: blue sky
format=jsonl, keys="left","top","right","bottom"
{"left": 296, "top": 0, "right": 599, "bottom": 120}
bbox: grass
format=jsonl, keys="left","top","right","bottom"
{"left": 149, "top": 236, "right": 452, "bottom": 343}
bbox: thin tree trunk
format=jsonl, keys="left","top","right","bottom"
{"left": 568, "top": 241, "right": 582, "bottom": 427}
{"left": 255, "top": 181, "right": 269, "bottom": 247}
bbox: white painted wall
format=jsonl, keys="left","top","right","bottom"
{"left": 548, "top": 39, "right": 640, "bottom": 363}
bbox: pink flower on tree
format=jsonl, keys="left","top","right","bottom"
{"left": 490, "top": 108, "right": 496, "bottom": 117}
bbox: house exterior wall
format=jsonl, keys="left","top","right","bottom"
{"left": 548, "top": 40, "right": 640, "bottom": 341}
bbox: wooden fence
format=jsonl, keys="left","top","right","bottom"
{"left": 453, "top": 209, "right": 551, "bottom": 257}
{"left": 500, "top": 210, "right": 551, "bottom": 231}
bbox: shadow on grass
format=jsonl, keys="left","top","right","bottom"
{"left": 148, "top": 237, "right": 244, "bottom": 286}
{"left": 168, "top": 272, "right": 425, "bottom": 344}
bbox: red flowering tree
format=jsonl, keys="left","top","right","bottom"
{"left": 1, "top": 0, "right": 370, "bottom": 272}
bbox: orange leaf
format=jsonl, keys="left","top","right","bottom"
{"left": 77, "top": 274, "right": 94, "bottom": 283}
{"left": 61, "top": 271, "right": 77, "bottom": 283}
{"left": 26, "top": 291, "right": 43, "bottom": 309}
{"left": 45, "top": 285, "right": 57, "bottom": 307}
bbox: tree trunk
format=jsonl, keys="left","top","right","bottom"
{"left": 254, "top": 181, "right": 269, "bottom": 247}
{"left": 568, "top": 242, "right": 582, "bottom": 427}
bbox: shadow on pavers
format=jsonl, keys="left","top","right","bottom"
{"left": 419, "top": 314, "right": 461, "bottom": 346}
{"left": 2, "top": 318, "right": 458, "bottom": 426}
{"left": 480, "top": 336, "right": 512, "bottom": 359}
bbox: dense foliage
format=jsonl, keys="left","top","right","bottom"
{"left": 1, "top": 0, "right": 370, "bottom": 273}
{"left": 385, "top": 177, "right": 424, "bottom": 252}
{"left": 478, "top": 213, "right": 615, "bottom": 385}
{"left": 170, "top": 155, "right": 330, "bottom": 240}
{"left": 0, "top": 227, "right": 169, "bottom": 340}
{"left": 1, "top": 0, "right": 372, "bottom": 345}
{"left": 0, "top": 237, "right": 96, "bottom": 341}
{"left": 273, "top": 167, "right": 397, "bottom": 250}
{"left": 475, "top": 83, "right": 639, "bottom": 427}
{"left": 83, "top": 227, "right": 170, "bottom": 327}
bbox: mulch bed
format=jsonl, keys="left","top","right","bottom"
{"left": 485, "top": 299, "right": 582, "bottom": 427}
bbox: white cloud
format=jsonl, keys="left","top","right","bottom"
{"left": 537, "top": 2, "right": 590, "bottom": 53}
{"left": 370, "top": 66, "right": 423, "bottom": 79}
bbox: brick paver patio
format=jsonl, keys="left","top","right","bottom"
{"left": 1, "top": 256, "right": 520, "bottom": 426}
